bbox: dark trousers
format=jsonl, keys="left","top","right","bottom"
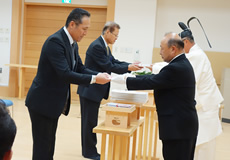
{"left": 28, "top": 108, "right": 59, "bottom": 160}
{"left": 162, "top": 138, "right": 197, "bottom": 160}
{"left": 80, "top": 96, "right": 100, "bottom": 157}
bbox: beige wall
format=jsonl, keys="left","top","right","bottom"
{"left": 154, "top": 0, "right": 230, "bottom": 53}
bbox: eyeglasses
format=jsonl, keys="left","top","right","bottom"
{"left": 110, "top": 32, "right": 119, "bottom": 38}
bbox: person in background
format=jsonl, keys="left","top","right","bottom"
{"left": 180, "top": 27, "right": 223, "bottom": 160}
{"left": 0, "top": 100, "right": 17, "bottom": 160}
{"left": 113, "top": 32, "right": 198, "bottom": 160}
{"left": 77, "top": 21, "right": 142, "bottom": 160}
{"left": 25, "top": 8, "right": 111, "bottom": 160}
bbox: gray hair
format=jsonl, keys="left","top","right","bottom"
{"left": 102, "top": 21, "right": 120, "bottom": 35}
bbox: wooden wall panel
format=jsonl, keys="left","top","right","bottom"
{"left": 23, "top": 4, "right": 107, "bottom": 100}
{"left": 106, "top": 0, "right": 115, "bottom": 21}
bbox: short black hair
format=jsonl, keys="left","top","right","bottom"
{"left": 65, "top": 8, "right": 90, "bottom": 27}
{"left": 102, "top": 21, "right": 120, "bottom": 35}
{"left": 0, "top": 103, "right": 17, "bottom": 159}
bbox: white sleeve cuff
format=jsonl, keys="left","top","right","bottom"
{"left": 90, "top": 75, "right": 96, "bottom": 84}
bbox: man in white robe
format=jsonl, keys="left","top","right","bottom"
{"left": 182, "top": 35, "right": 223, "bottom": 160}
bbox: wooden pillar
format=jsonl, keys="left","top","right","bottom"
{"left": 106, "top": 0, "right": 115, "bottom": 21}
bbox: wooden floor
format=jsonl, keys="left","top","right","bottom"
{"left": 2, "top": 97, "right": 230, "bottom": 160}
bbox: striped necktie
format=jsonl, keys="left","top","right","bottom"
{"left": 106, "top": 46, "right": 110, "bottom": 56}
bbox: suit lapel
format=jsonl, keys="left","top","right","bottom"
{"left": 98, "top": 36, "right": 109, "bottom": 56}
{"left": 61, "top": 29, "right": 74, "bottom": 69}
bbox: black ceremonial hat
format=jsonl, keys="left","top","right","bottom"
{"left": 178, "top": 17, "right": 212, "bottom": 48}
{"left": 178, "top": 22, "right": 193, "bottom": 39}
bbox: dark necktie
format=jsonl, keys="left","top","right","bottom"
{"left": 71, "top": 43, "right": 76, "bottom": 69}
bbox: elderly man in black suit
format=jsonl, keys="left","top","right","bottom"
{"left": 25, "top": 8, "right": 111, "bottom": 160}
{"left": 77, "top": 21, "right": 142, "bottom": 159}
{"left": 115, "top": 32, "right": 198, "bottom": 160}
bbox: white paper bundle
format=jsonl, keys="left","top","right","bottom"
{"left": 111, "top": 89, "right": 148, "bottom": 104}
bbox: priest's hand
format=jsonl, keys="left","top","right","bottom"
{"left": 145, "top": 64, "right": 153, "bottom": 71}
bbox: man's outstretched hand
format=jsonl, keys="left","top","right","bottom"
{"left": 95, "top": 73, "right": 111, "bottom": 84}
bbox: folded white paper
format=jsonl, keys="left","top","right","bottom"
{"left": 111, "top": 89, "right": 148, "bottom": 104}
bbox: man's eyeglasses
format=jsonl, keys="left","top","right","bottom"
{"left": 110, "top": 32, "right": 119, "bottom": 38}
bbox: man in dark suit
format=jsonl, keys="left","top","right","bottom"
{"left": 117, "top": 32, "right": 198, "bottom": 160}
{"left": 25, "top": 8, "right": 111, "bottom": 160}
{"left": 77, "top": 21, "right": 142, "bottom": 159}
